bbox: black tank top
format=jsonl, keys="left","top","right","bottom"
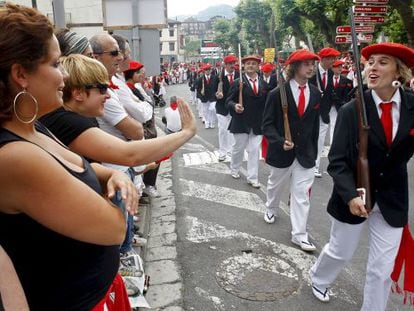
{"left": 0, "top": 126, "right": 119, "bottom": 311}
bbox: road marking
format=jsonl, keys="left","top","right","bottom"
{"left": 181, "top": 142, "right": 209, "bottom": 152}
{"left": 185, "top": 216, "right": 357, "bottom": 305}
{"left": 190, "top": 163, "right": 232, "bottom": 175}
{"left": 195, "top": 287, "right": 225, "bottom": 311}
{"left": 183, "top": 151, "right": 218, "bottom": 166}
{"left": 180, "top": 179, "right": 265, "bottom": 213}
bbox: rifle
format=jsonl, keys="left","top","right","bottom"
{"left": 306, "top": 34, "right": 322, "bottom": 93}
{"left": 349, "top": 8, "right": 372, "bottom": 212}
{"left": 215, "top": 62, "right": 224, "bottom": 99}
{"left": 238, "top": 43, "right": 244, "bottom": 108}
{"left": 273, "top": 28, "right": 292, "bottom": 142}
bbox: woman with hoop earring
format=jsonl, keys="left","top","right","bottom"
{"left": 0, "top": 3, "right": 139, "bottom": 310}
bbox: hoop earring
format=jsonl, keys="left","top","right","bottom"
{"left": 392, "top": 80, "right": 402, "bottom": 88}
{"left": 13, "top": 89, "right": 38, "bottom": 124}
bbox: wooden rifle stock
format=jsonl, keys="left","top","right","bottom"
{"left": 350, "top": 8, "right": 372, "bottom": 212}
{"left": 238, "top": 43, "right": 244, "bottom": 108}
{"left": 278, "top": 71, "right": 292, "bottom": 142}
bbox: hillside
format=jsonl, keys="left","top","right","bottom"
{"left": 173, "top": 4, "right": 236, "bottom": 21}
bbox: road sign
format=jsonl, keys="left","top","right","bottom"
{"left": 353, "top": 0, "right": 388, "bottom": 3}
{"left": 264, "top": 48, "right": 276, "bottom": 63}
{"left": 353, "top": 5, "right": 387, "bottom": 14}
{"left": 336, "top": 25, "right": 375, "bottom": 34}
{"left": 354, "top": 15, "right": 385, "bottom": 24}
{"left": 335, "top": 34, "right": 373, "bottom": 44}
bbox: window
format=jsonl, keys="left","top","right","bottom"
{"left": 160, "top": 43, "right": 163, "bottom": 51}
{"left": 169, "top": 42, "right": 175, "bottom": 51}
{"left": 169, "top": 29, "right": 174, "bottom": 37}
{"left": 159, "top": 30, "right": 162, "bottom": 37}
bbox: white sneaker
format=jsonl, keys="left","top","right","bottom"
{"left": 247, "top": 180, "right": 260, "bottom": 188}
{"left": 205, "top": 122, "right": 210, "bottom": 129}
{"left": 218, "top": 155, "right": 226, "bottom": 162}
{"left": 311, "top": 284, "right": 330, "bottom": 302}
{"left": 291, "top": 238, "right": 316, "bottom": 252}
{"left": 143, "top": 186, "right": 160, "bottom": 198}
{"left": 210, "top": 123, "right": 215, "bottom": 129}
{"left": 314, "top": 169, "right": 322, "bottom": 178}
{"left": 264, "top": 212, "right": 275, "bottom": 224}
{"left": 231, "top": 172, "right": 240, "bottom": 179}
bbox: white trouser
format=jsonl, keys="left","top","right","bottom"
{"left": 265, "top": 159, "right": 314, "bottom": 241}
{"left": 310, "top": 205, "right": 403, "bottom": 311}
{"left": 328, "top": 108, "right": 338, "bottom": 146}
{"left": 315, "top": 117, "right": 329, "bottom": 171}
{"left": 230, "top": 131, "right": 262, "bottom": 183}
{"left": 202, "top": 101, "right": 217, "bottom": 126}
{"left": 217, "top": 113, "right": 234, "bottom": 157}
{"left": 191, "top": 90, "right": 197, "bottom": 105}
{"left": 197, "top": 98, "right": 204, "bottom": 118}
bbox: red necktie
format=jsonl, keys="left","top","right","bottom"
{"left": 334, "top": 76, "right": 339, "bottom": 89}
{"left": 298, "top": 85, "right": 306, "bottom": 117}
{"left": 250, "top": 78, "right": 258, "bottom": 95}
{"left": 228, "top": 74, "right": 233, "bottom": 85}
{"left": 322, "top": 72, "right": 326, "bottom": 89}
{"left": 380, "top": 102, "right": 393, "bottom": 147}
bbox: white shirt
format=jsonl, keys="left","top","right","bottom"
{"left": 246, "top": 74, "right": 259, "bottom": 93}
{"left": 164, "top": 107, "right": 182, "bottom": 132}
{"left": 225, "top": 70, "right": 234, "bottom": 83}
{"left": 112, "top": 75, "right": 153, "bottom": 123}
{"left": 290, "top": 79, "right": 310, "bottom": 111}
{"left": 318, "top": 63, "right": 327, "bottom": 89}
{"left": 372, "top": 90, "right": 401, "bottom": 141}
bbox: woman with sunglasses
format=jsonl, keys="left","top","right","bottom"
{"left": 0, "top": 3, "right": 139, "bottom": 310}
{"left": 40, "top": 54, "right": 195, "bottom": 178}
{"left": 309, "top": 43, "right": 414, "bottom": 310}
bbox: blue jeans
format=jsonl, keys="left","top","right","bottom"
{"left": 119, "top": 168, "right": 136, "bottom": 254}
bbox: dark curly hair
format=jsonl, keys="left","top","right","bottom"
{"left": 0, "top": 3, "right": 54, "bottom": 124}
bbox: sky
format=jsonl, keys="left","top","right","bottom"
{"left": 167, "top": 0, "right": 240, "bottom": 17}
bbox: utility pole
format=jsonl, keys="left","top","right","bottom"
{"left": 52, "top": 0, "right": 66, "bottom": 29}
{"left": 31, "top": 0, "right": 37, "bottom": 9}
{"left": 131, "top": 0, "right": 140, "bottom": 60}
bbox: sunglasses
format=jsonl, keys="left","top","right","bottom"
{"left": 97, "top": 50, "right": 120, "bottom": 57}
{"left": 85, "top": 83, "right": 109, "bottom": 95}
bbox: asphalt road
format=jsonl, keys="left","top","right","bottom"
{"left": 155, "top": 82, "right": 414, "bottom": 311}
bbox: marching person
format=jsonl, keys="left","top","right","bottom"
{"left": 309, "top": 47, "right": 341, "bottom": 178}
{"left": 329, "top": 59, "right": 353, "bottom": 145}
{"left": 309, "top": 43, "right": 414, "bottom": 309}
{"left": 196, "top": 64, "right": 217, "bottom": 129}
{"left": 214, "top": 54, "right": 238, "bottom": 161}
{"left": 261, "top": 62, "right": 278, "bottom": 90}
{"left": 226, "top": 55, "right": 270, "bottom": 188}
{"left": 262, "top": 49, "right": 321, "bottom": 252}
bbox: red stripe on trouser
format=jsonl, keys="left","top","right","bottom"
{"left": 91, "top": 274, "right": 131, "bottom": 311}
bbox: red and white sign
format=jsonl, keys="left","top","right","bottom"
{"left": 354, "top": 15, "right": 385, "bottom": 24}
{"left": 335, "top": 34, "right": 373, "bottom": 44}
{"left": 336, "top": 25, "right": 375, "bottom": 34}
{"left": 353, "top": 0, "right": 388, "bottom": 3}
{"left": 353, "top": 5, "right": 387, "bottom": 14}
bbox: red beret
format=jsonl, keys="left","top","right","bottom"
{"left": 332, "top": 60, "right": 345, "bottom": 67}
{"left": 128, "top": 60, "right": 144, "bottom": 71}
{"left": 361, "top": 42, "right": 414, "bottom": 68}
{"left": 202, "top": 63, "right": 212, "bottom": 70}
{"left": 197, "top": 67, "right": 204, "bottom": 74}
{"left": 223, "top": 55, "right": 238, "bottom": 64}
{"left": 341, "top": 69, "right": 350, "bottom": 74}
{"left": 285, "top": 49, "right": 320, "bottom": 66}
{"left": 234, "top": 64, "right": 240, "bottom": 70}
{"left": 216, "top": 61, "right": 222, "bottom": 67}
{"left": 318, "top": 47, "right": 341, "bottom": 58}
{"left": 261, "top": 63, "right": 274, "bottom": 73}
{"left": 242, "top": 55, "right": 261, "bottom": 64}
{"left": 278, "top": 57, "right": 286, "bottom": 64}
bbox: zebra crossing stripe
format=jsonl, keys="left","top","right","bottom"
{"left": 180, "top": 179, "right": 265, "bottom": 213}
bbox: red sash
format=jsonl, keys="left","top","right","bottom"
{"left": 91, "top": 274, "right": 131, "bottom": 311}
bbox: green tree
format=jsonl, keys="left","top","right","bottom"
{"left": 183, "top": 39, "right": 200, "bottom": 60}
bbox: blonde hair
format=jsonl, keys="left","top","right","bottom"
{"left": 61, "top": 54, "right": 109, "bottom": 102}
{"left": 395, "top": 57, "right": 412, "bottom": 84}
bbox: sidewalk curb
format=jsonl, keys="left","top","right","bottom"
{"left": 141, "top": 155, "right": 184, "bottom": 311}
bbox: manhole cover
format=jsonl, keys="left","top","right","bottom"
{"left": 216, "top": 253, "right": 299, "bottom": 301}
